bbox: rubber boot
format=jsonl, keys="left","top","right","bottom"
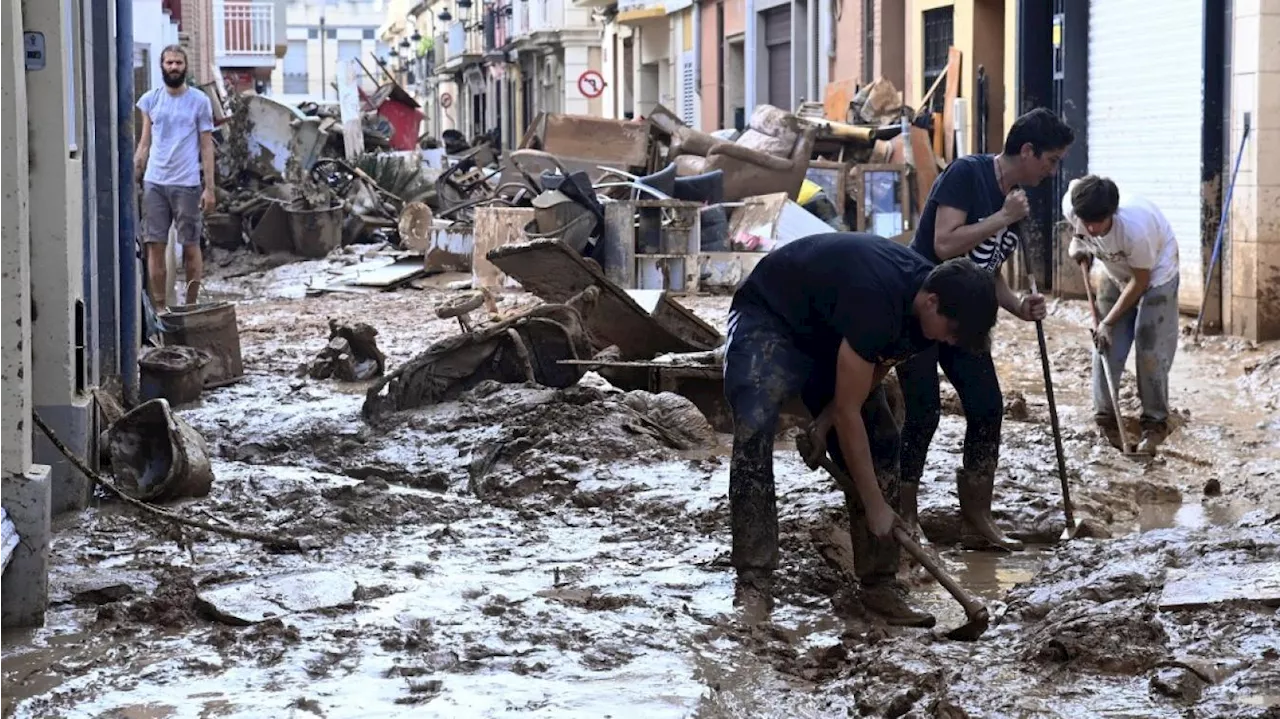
{"left": 956, "top": 467, "right": 1023, "bottom": 552}
{"left": 899, "top": 481, "right": 923, "bottom": 541}
{"left": 859, "top": 579, "right": 936, "bottom": 628}
{"left": 734, "top": 569, "right": 774, "bottom": 624}
{"left": 1095, "top": 415, "right": 1124, "bottom": 451}
{"left": 1137, "top": 420, "right": 1169, "bottom": 455}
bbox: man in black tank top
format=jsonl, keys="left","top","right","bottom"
{"left": 724, "top": 232, "right": 997, "bottom": 624}
{"left": 899, "top": 108, "right": 1075, "bottom": 550}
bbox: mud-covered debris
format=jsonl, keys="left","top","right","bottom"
{"left": 1004, "top": 389, "right": 1030, "bottom": 421}
{"left": 309, "top": 319, "right": 386, "bottom": 381}
{"left": 620, "top": 390, "right": 716, "bottom": 450}
{"left": 1150, "top": 665, "right": 1209, "bottom": 703}
{"left": 107, "top": 398, "right": 215, "bottom": 502}
{"left": 363, "top": 289, "right": 597, "bottom": 418}
{"left": 195, "top": 570, "right": 358, "bottom": 625}
{"left": 1204, "top": 477, "right": 1223, "bottom": 496}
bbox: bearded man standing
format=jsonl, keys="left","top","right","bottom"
{"left": 134, "top": 44, "right": 216, "bottom": 310}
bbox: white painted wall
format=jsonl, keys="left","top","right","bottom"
{"left": 132, "top": 0, "right": 182, "bottom": 94}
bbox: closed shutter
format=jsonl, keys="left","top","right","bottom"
{"left": 680, "top": 50, "right": 696, "bottom": 125}
{"left": 1088, "top": 0, "right": 1204, "bottom": 311}
{"left": 284, "top": 39, "right": 308, "bottom": 94}
{"left": 764, "top": 7, "right": 791, "bottom": 108}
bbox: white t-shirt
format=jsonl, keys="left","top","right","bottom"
{"left": 1061, "top": 179, "right": 1180, "bottom": 288}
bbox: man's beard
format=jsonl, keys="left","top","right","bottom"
{"left": 162, "top": 71, "right": 185, "bottom": 88}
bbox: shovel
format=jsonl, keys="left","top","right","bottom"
{"left": 1080, "top": 263, "right": 1145, "bottom": 458}
{"left": 1027, "top": 275, "right": 1083, "bottom": 541}
{"left": 795, "top": 431, "right": 991, "bottom": 641}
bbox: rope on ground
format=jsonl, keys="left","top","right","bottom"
{"left": 32, "top": 411, "right": 309, "bottom": 552}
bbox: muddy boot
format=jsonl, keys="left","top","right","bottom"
{"left": 734, "top": 569, "right": 774, "bottom": 623}
{"left": 1095, "top": 415, "right": 1124, "bottom": 451}
{"left": 956, "top": 468, "right": 1023, "bottom": 552}
{"left": 1136, "top": 422, "right": 1169, "bottom": 455}
{"left": 859, "top": 579, "right": 936, "bottom": 628}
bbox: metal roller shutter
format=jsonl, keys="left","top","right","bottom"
{"left": 1088, "top": 0, "right": 1204, "bottom": 311}
{"left": 764, "top": 7, "right": 791, "bottom": 108}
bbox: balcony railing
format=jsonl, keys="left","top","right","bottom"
{"left": 218, "top": 0, "right": 276, "bottom": 56}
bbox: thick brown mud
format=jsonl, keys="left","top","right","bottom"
{"left": 4, "top": 259, "right": 1278, "bottom": 718}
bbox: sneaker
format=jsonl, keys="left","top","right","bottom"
{"left": 860, "top": 580, "right": 936, "bottom": 628}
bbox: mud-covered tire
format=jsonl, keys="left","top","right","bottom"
{"left": 436, "top": 292, "right": 485, "bottom": 320}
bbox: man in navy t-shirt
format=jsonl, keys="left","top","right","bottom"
{"left": 898, "top": 108, "right": 1075, "bottom": 551}
{"left": 724, "top": 232, "right": 998, "bottom": 625}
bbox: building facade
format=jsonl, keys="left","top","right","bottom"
{"left": 274, "top": 0, "right": 390, "bottom": 100}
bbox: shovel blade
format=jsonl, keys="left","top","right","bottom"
{"left": 944, "top": 607, "right": 991, "bottom": 641}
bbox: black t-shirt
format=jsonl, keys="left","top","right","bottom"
{"left": 732, "top": 232, "right": 933, "bottom": 369}
{"left": 910, "top": 154, "right": 1019, "bottom": 272}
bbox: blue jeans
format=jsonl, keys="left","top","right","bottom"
{"left": 723, "top": 299, "right": 901, "bottom": 582}
{"left": 1092, "top": 275, "right": 1180, "bottom": 428}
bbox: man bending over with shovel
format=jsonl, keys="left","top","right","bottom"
{"left": 1063, "top": 175, "right": 1181, "bottom": 454}
{"left": 724, "top": 232, "right": 997, "bottom": 625}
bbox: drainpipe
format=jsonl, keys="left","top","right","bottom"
{"left": 115, "top": 0, "right": 139, "bottom": 402}
{"left": 693, "top": 0, "right": 701, "bottom": 96}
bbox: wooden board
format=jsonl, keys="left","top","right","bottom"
{"left": 541, "top": 114, "right": 651, "bottom": 171}
{"left": 348, "top": 257, "right": 426, "bottom": 288}
{"left": 823, "top": 78, "right": 858, "bottom": 122}
{"left": 942, "top": 47, "right": 962, "bottom": 162}
{"left": 1160, "top": 562, "right": 1280, "bottom": 611}
{"left": 473, "top": 206, "right": 536, "bottom": 289}
{"left": 486, "top": 239, "right": 722, "bottom": 360}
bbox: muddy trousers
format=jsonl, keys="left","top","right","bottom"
{"left": 1093, "top": 275, "right": 1180, "bottom": 428}
{"left": 895, "top": 343, "right": 1003, "bottom": 484}
{"left": 723, "top": 302, "right": 901, "bottom": 584}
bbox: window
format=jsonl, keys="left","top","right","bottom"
{"left": 921, "top": 6, "right": 953, "bottom": 114}
{"left": 308, "top": 28, "right": 318, "bottom": 39}
{"left": 326, "top": 28, "right": 337, "bottom": 39}
{"left": 363, "top": 28, "right": 375, "bottom": 40}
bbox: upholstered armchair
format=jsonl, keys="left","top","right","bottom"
{"left": 648, "top": 104, "right": 816, "bottom": 202}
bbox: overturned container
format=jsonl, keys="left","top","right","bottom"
{"left": 139, "top": 345, "right": 209, "bottom": 405}
{"left": 107, "top": 398, "right": 215, "bottom": 501}
{"left": 285, "top": 200, "right": 344, "bottom": 258}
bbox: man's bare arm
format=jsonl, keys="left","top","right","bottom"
{"left": 200, "top": 131, "right": 215, "bottom": 191}
{"left": 933, "top": 205, "right": 1013, "bottom": 260}
{"left": 1102, "top": 267, "right": 1152, "bottom": 327}
{"left": 831, "top": 341, "right": 895, "bottom": 535}
{"left": 134, "top": 113, "right": 153, "bottom": 177}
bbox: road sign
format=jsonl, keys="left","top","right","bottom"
{"left": 441, "top": 92, "right": 453, "bottom": 109}
{"left": 577, "top": 70, "right": 605, "bottom": 99}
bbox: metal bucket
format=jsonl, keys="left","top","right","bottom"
{"left": 285, "top": 201, "right": 344, "bottom": 258}
{"left": 204, "top": 212, "right": 244, "bottom": 250}
{"left": 160, "top": 302, "right": 244, "bottom": 387}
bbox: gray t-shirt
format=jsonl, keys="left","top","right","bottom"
{"left": 137, "top": 86, "right": 214, "bottom": 188}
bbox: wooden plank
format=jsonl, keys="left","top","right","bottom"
{"left": 541, "top": 114, "right": 651, "bottom": 171}
{"left": 942, "top": 47, "right": 963, "bottom": 162}
{"left": 1159, "top": 562, "right": 1280, "bottom": 611}
{"left": 823, "top": 78, "right": 858, "bottom": 122}
{"left": 473, "top": 206, "right": 536, "bottom": 290}
{"left": 727, "top": 192, "right": 790, "bottom": 250}
{"left": 348, "top": 257, "right": 426, "bottom": 288}
{"left": 891, "top": 126, "right": 941, "bottom": 220}
{"left": 486, "top": 239, "right": 722, "bottom": 359}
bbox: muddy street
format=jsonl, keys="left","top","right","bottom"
{"left": 4, "top": 256, "right": 1279, "bottom": 719}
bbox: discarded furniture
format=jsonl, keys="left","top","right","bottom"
{"left": 726, "top": 192, "right": 832, "bottom": 251}
{"left": 650, "top": 104, "right": 817, "bottom": 203}
{"left": 598, "top": 199, "right": 703, "bottom": 293}
{"left": 139, "top": 345, "right": 209, "bottom": 405}
{"left": 804, "top": 160, "right": 853, "bottom": 222}
{"left": 852, "top": 163, "right": 911, "bottom": 238}
{"left": 106, "top": 398, "right": 214, "bottom": 502}
{"left": 309, "top": 320, "right": 386, "bottom": 381}
{"left": 474, "top": 206, "right": 536, "bottom": 289}
{"left": 158, "top": 302, "right": 245, "bottom": 387}
{"left": 486, "top": 238, "right": 722, "bottom": 360}
{"left": 362, "top": 83, "right": 424, "bottom": 152}
{"left": 516, "top": 112, "right": 653, "bottom": 182}
{"left": 362, "top": 287, "right": 599, "bottom": 419}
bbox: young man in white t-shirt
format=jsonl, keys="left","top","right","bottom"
{"left": 1063, "top": 175, "right": 1180, "bottom": 454}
